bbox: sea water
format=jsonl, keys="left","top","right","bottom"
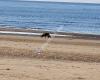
{"left": 0, "top": 0, "right": 100, "bottom": 35}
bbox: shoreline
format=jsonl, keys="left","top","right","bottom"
{"left": 0, "top": 27, "right": 100, "bottom": 40}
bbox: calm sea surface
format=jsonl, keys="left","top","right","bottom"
{"left": 0, "top": 0, "right": 100, "bottom": 35}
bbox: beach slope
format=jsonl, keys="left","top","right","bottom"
{"left": 0, "top": 32, "right": 100, "bottom": 80}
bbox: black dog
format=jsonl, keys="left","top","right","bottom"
{"left": 41, "top": 32, "right": 51, "bottom": 38}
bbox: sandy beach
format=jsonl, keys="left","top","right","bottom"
{"left": 0, "top": 28, "right": 100, "bottom": 80}
{"left": 0, "top": 57, "right": 100, "bottom": 80}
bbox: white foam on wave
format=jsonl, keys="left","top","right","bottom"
{"left": 0, "top": 31, "right": 41, "bottom": 35}
{"left": 0, "top": 31, "right": 70, "bottom": 37}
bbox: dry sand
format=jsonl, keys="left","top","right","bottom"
{"left": 0, "top": 33, "right": 100, "bottom": 80}
{"left": 0, "top": 57, "right": 100, "bottom": 80}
